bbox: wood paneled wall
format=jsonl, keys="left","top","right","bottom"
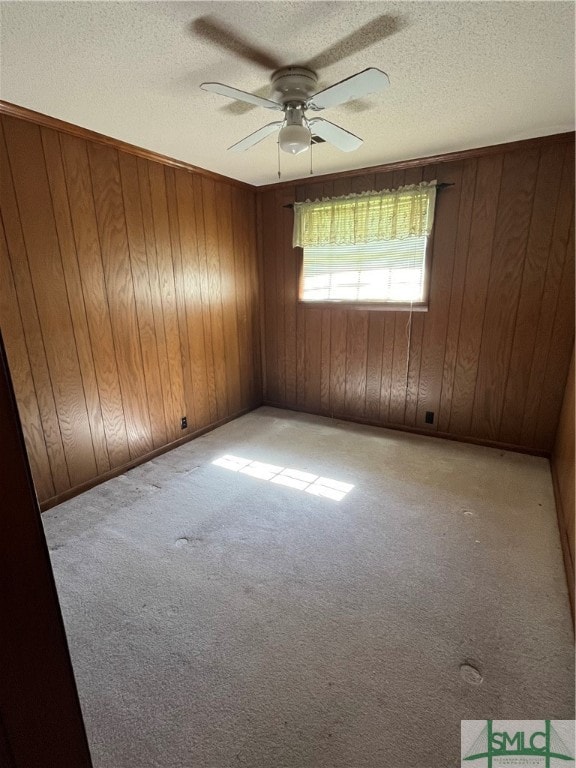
{"left": 258, "top": 135, "right": 575, "bottom": 453}
{"left": 0, "top": 113, "right": 261, "bottom": 506}
{"left": 552, "top": 345, "right": 575, "bottom": 617}
{"left": 0, "top": 108, "right": 573, "bottom": 508}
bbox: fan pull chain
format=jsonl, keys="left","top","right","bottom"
{"left": 310, "top": 141, "right": 313, "bottom": 175}
{"left": 277, "top": 140, "right": 281, "bottom": 180}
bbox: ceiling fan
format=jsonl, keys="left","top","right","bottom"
{"left": 194, "top": 16, "right": 398, "bottom": 156}
{"left": 200, "top": 66, "right": 389, "bottom": 155}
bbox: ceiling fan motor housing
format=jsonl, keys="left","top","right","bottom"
{"left": 271, "top": 67, "right": 318, "bottom": 105}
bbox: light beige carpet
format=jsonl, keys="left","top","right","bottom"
{"left": 43, "top": 407, "right": 574, "bottom": 768}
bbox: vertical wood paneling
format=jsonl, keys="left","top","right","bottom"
{"left": 329, "top": 309, "right": 347, "bottom": 415}
{"left": 471, "top": 149, "right": 540, "bottom": 440}
{"left": 41, "top": 128, "right": 111, "bottom": 476}
{"left": 498, "top": 144, "right": 567, "bottom": 444}
{"left": 136, "top": 156, "right": 174, "bottom": 441}
{"left": 0, "top": 120, "right": 70, "bottom": 494}
{"left": 437, "top": 159, "right": 477, "bottom": 432}
{"left": 118, "top": 152, "right": 168, "bottom": 448}
{"left": 164, "top": 166, "right": 196, "bottom": 431}
{"left": 344, "top": 311, "right": 369, "bottom": 418}
{"left": 282, "top": 189, "right": 298, "bottom": 407}
{"left": 416, "top": 162, "right": 463, "bottom": 429}
{"left": 234, "top": 187, "right": 258, "bottom": 407}
{"left": 2, "top": 107, "right": 573, "bottom": 510}
{"left": 449, "top": 153, "right": 504, "bottom": 435}
{"left": 0, "top": 113, "right": 261, "bottom": 505}
{"left": 388, "top": 312, "right": 409, "bottom": 424}
{"left": 0, "top": 218, "right": 55, "bottom": 500}
{"left": 4, "top": 117, "right": 97, "bottom": 486}
{"left": 230, "top": 186, "right": 248, "bottom": 408}
{"left": 60, "top": 132, "right": 131, "bottom": 469}
{"left": 259, "top": 136, "right": 574, "bottom": 453}
{"left": 216, "top": 183, "right": 242, "bottom": 415}
{"left": 320, "top": 308, "right": 331, "bottom": 414}
{"left": 364, "top": 313, "right": 384, "bottom": 421}
{"left": 191, "top": 175, "right": 219, "bottom": 423}
{"left": 260, "top": 188, "right": 279, "bottom": 404}
{"left": 89, "top": 142, "right": 153, "bottom": 458}
{"left": 304, "top": 308, "right": 322, "bottom": 412}
{"left": 174, "top": 170, "right": 211, "bottom": 429}
{"left": 274, "top": 187, "right": 287, "bottom": 405}
{"left": 247, "top": 192, "right": 262, "bottom": 404}
{"left": 201, "top": 177, "right": 230, "bottom": 419}
{"left": 147, "top": 160, "right": 186, "bottom": 439}
{"left": 379, "top": 314, "right": 396, "bottom": 423}
{"left": 521, "top": 144, "right": 575, "bottom": 446}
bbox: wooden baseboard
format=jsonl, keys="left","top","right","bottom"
{"left": 261, "top": 401, "right": 550, "bottom": 458}
{"left": 39, "top": 404, "right": 261, "bottom": 511}
{"left": 551, "top": 459, "right": 575, "bottom": 626}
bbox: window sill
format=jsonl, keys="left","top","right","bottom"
{"left": 297, "top": 300, "right": 429, "bottom": 312}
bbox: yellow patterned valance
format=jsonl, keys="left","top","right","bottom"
{"left": 293, "top": 181, "right": 437, "bottom": 248}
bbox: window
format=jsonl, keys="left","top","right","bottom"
{"left": 293, "top": 183, "right": 437, "bottom": 309}
{"left": 301, "top": 236, "right": 428, "bottom": 303}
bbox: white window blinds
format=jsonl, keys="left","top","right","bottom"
{"left": 301, "top": 237, "right": 428, "bottom": 303}
{"left": 294, "top": 183, "right": 437, "bottom": 305}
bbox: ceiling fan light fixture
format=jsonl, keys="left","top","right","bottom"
{"left": 278, "top": 123, "right": 311, "bottom": 155}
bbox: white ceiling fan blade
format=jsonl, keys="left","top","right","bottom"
{"left": 200, "top": 82, "right": 282, "bottom": 111}
{"left": 228, "top": 122, "right": 283, "bottom": 152}
{"left": 307, "top": 68, "right": 390, "bottom": 111}
{"left": 309, "top": 118, "right": 363, "bottom": 152}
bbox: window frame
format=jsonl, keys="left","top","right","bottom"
{"left": 296, "top": 234, "right": 433, "bottom": 312}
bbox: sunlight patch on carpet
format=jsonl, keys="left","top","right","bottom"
{"left": 212, "top": 454, "right": 354, "bottom": 501}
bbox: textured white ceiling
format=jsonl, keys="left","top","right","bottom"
{"left": 1, "top": 1, "right": 574, "bottom": 186}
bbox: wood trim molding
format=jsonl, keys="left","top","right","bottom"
{"left": 257, "top": 131, "right": 576, "bottom": 190}
{"left": 255, "top": 194, "right": 268, "bottom": 399}
{"left": 39, "top": 404, "right": 261, "bottom": 512}
{"left": 0, "top": 100, "right": 254, "bottom": 191}
{"left": 2, "top": 101, "right": 572, "bottom": 194}
{"left": 263, "top": 401, "right": 552, "bottom": 458}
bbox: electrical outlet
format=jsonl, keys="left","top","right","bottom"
{"left": 425, "top": 411, "right": 434, "bottom": 424}
{"left": 181, "top": 416, "right": 187, "bottom": 430}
